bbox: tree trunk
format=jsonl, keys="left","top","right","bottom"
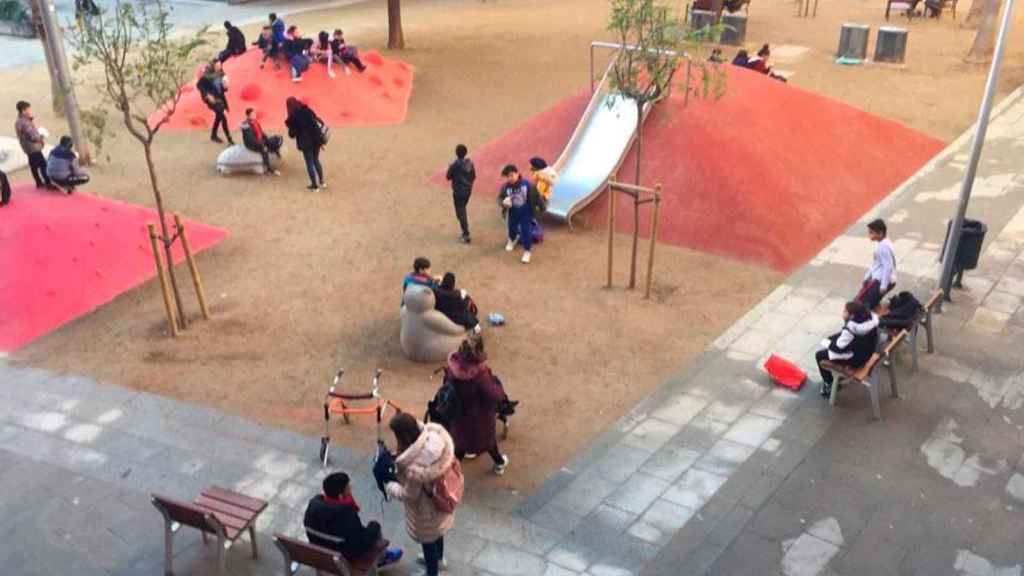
{"left": 387, "top": 0, "right": 405, "bottom": 50}
{"left": 143, "top": 142, "right": 188, "bottom": 330}
{"left": 966, "top": 0, "right": 1002, "bottom": 62}
{"left": 31, "top": 0, "right": 63, "bottom": 116}
{"left": 963, "top": 0, "right": 986, "bottom": 27}
{"left": 630, "top": 102, "right": 644, "bottom": 289}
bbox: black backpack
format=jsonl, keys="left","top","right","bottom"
{"left": 425, "top": 368, "right": 463, "bottom": 430}
{"left": 880, "top": 291, "right": 923, "bottom": 330}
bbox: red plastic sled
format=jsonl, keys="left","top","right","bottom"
{"left": 764, "top": 354, "right": 807, "bottom": 390}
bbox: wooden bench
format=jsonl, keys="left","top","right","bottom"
{"left": 151, "top": 486, "right": 268, "bottom": 575}
{"left": 274, "top": 533, "right": 389, "bottom": 576}
{"left": 821, "top": 329, "right": 908, "bottom": 420}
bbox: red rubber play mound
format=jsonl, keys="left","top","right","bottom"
{"left": 0, "top": 183, "right": 228, "bottom": 352}
{"left": 153, "top": 49, "right": 414, "bottom": 131}
{"left": 437, "top": 66, "right": 944, "bottom": 271}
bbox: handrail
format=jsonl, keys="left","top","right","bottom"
{"left": 553, "top": 54, "right": 621, "bottom": 177}
{"left": 589, "top": 40, "right": 693, "bottom": 93}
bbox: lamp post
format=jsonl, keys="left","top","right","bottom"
{"left": 36, "top": 0, "right": 91, "bottom": 164}
{"left": 937, "top": 0, "right": 1016, "bottom": 302}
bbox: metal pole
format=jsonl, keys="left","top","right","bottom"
{"left": 937, "top": 0, "right": 1015, "bottom": 302}
{"left": 37, "top": 0, "right": 91, "bottom": 165}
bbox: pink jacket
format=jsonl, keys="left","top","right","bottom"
{"left": 384, "top": 422, "right": 456, "bottom": 543}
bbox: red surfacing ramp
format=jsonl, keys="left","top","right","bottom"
{"left": 0, "top": 183, "right": 228, "bottom": 352}
{"left": 154, "top": 49, "right": 413, "bottom": 131}
{"left": 439, "top": 66, "right": 944, "bottom": 271}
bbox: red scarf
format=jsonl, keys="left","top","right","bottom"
{"left": 324, "top": 493, "right": 360, "bottom": 513}
{"left": 251, "top": 118, "right": 265, "bottom": 143}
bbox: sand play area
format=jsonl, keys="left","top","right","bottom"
{"left": 5, "top": 0, "right": 1024, "bottom": 492}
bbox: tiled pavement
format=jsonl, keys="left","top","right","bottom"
{"left": 4, "top": 88, "right": 1024, "bottom": 576}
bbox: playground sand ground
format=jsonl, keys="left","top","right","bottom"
{"left": 5, "top": 0, "right": 1024, "bottom": 491}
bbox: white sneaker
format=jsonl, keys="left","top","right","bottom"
{"left": 464, "top": 452, "right": 479, "bottom": 459}
{"left": 328, "top": 70, "right": 336, "bottom": 78}
{"left": 345, "top": 66, "right": 352, "bottom": 76}
{"left": 473, "top": 324, "right": 482, "bottom": 335}
{"left": 520, "top": 251, "right": 531, "bottom": 264}
{"left": 494, "top": 454, "right": 509, "bottom": 475}
{"left": 416, "top": 556, "right": 448, "bottom": 570}
{"left": 292, "top": 76, "right": 302, "bottom": 83}
{"left": 505, "top": 239, "right": 515, "bottom": 252}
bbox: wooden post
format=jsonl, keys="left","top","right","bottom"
{"left": 607, "top": 184, "right": 615, "bottom": 288}
{"left": 147, "top": 224, "right": 179, "bottom": 337}
{"left": 174, "top": 214, "right": 210, "bottom": 320}
{"left": 629, "top": 194, "right": 640, "bottom": 289}
{"left": 645, "top": 186, "right": 662, "bottom": 300}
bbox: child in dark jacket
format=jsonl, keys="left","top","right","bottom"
{"left": 446, "top": 144, "right": 476, "bottom": 243}
{"left": 814, "top": 300, "right": 880, "bottom": 397}
{"left": 303, "top": 472, "right": 403, "bottom": 568}
{"left": 498, "top": 164, "right": 541, "bottom": 264}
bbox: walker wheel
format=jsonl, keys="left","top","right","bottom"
{"left": 319, "top": 437, "right": 329, "bottom": 467}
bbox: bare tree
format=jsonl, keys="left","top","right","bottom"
{"left": 68, "top": 0, "right": 209, "bottom": 330}
{"left": 965, "top": 0, "right": 1003, "bottom": 62}
{"left": 388, "top": 0, "right": 404, "bottom": 49}
{"left": 607, "top": 0, "right": 723, "bottom": 185}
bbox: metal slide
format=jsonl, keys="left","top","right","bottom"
{"left": 546, "top": 57, "right": 654, "bottom": 225}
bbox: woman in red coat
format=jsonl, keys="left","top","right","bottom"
{"left": 447, "top": 339, "right": 510, "bottom": 475}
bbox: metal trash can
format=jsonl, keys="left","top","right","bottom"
{"left": 838, "top": 23, "right": 870, "bottom": 59}
{"left": 720, "top": 14, "right": 748, "bottom": 46}
{"left": 940, "top": 218, "right": 988, "bottom": 287}
{"left": 875, "top": 27, "right": 908, "bottom": 63}
{"left": 690, "top": 9, "right": 717, "bottom": 32}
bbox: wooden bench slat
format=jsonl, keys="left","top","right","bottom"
{"left": 883, "top": 330, "right": 908, "bottom": 356}
{"left": 924, "top": 289, "right": 943, "bottom": 311}
{"left": 275, "top": 534, "right": 346, "bottom": 574}
{"left": 194, "top": 495, "right": 261, "bottom": 524}
{"left": 153, "top": 495, "right": 217, "bottom": 533}
{"left": 204, "top": 486, "right": 268, "bottom": 513}
{"left": 193, "top": 504, "right": 250, "bottom": 533}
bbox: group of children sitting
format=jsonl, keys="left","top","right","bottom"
{"left": 252, "top": 13, "right": 367, "bottom": 82}
{"left": 814, "top": 219, "right": 897, "bottom": 397}
{"left": 402, "top": 257, "right": 482, "bottom": 334}
{"left": 723, "top": 43, "right": 787, "bottom": 82}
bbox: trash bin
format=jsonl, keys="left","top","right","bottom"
{"left": 941, "top": 218, "right": 988, "bottom": 271}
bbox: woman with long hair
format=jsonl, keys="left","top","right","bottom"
{"left": 285, "top": 96, "right": 326, "bottom": 190}
{"left": 384, "top": 413, "right": 456, "bottom": 576}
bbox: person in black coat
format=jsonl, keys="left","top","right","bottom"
{"left": 285, "top": 96, "right": 326, "bottom": 190}
{"left": 445, "top": 144, "right": 476, "bottom": 243}
{"left": 814, "top": 300, "right": 880, "bottom": 397}
{"left": 434, "top": 273, "right": 481, "bottom": 332}
{"left": 0, "top": 168, "right": 11, "bottom": 207}
{"left": 218, "top": 21, "right": 247, "bottom": 63}
{"left": 304, "top": 472, "right": 403, "bottom": 568}
{"left": 196, "top": 60, "right": 233, "bottom": 144}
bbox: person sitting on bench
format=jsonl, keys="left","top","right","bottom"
{"left": 814, "top": 300, "right": 879, "bottom": 398}
{"left": 330, "top": 29, "right": 367, "bottom": 75}
{"left": 434, "top": 272, "right": 482, "bottom": 334}
{"left": 45, "top": 136, "right": 90, "bottom": 194}
{"left": 218, "top": 21, "right": 247, "bottom": 63}
{"left": 303, "top": 472, "right": 403, "bottom": 569}
{"left": 855, "top": 218, "right": 897, "bottom": 311}
{"left": 240, "top": 107, "right": 282, "bottom": 176}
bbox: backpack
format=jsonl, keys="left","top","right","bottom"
{"left": 429, "top": 459, "right": 464, "bottom": 513}
{"left": 880, "top": 291, "right": 923, "bottom": 330}
{"left": 425, "top": 369, "right": 463, "bottom": 430}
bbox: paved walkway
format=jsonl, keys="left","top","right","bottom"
{"left": 4, "top": 89, "right": 1024, "bottom": 575}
